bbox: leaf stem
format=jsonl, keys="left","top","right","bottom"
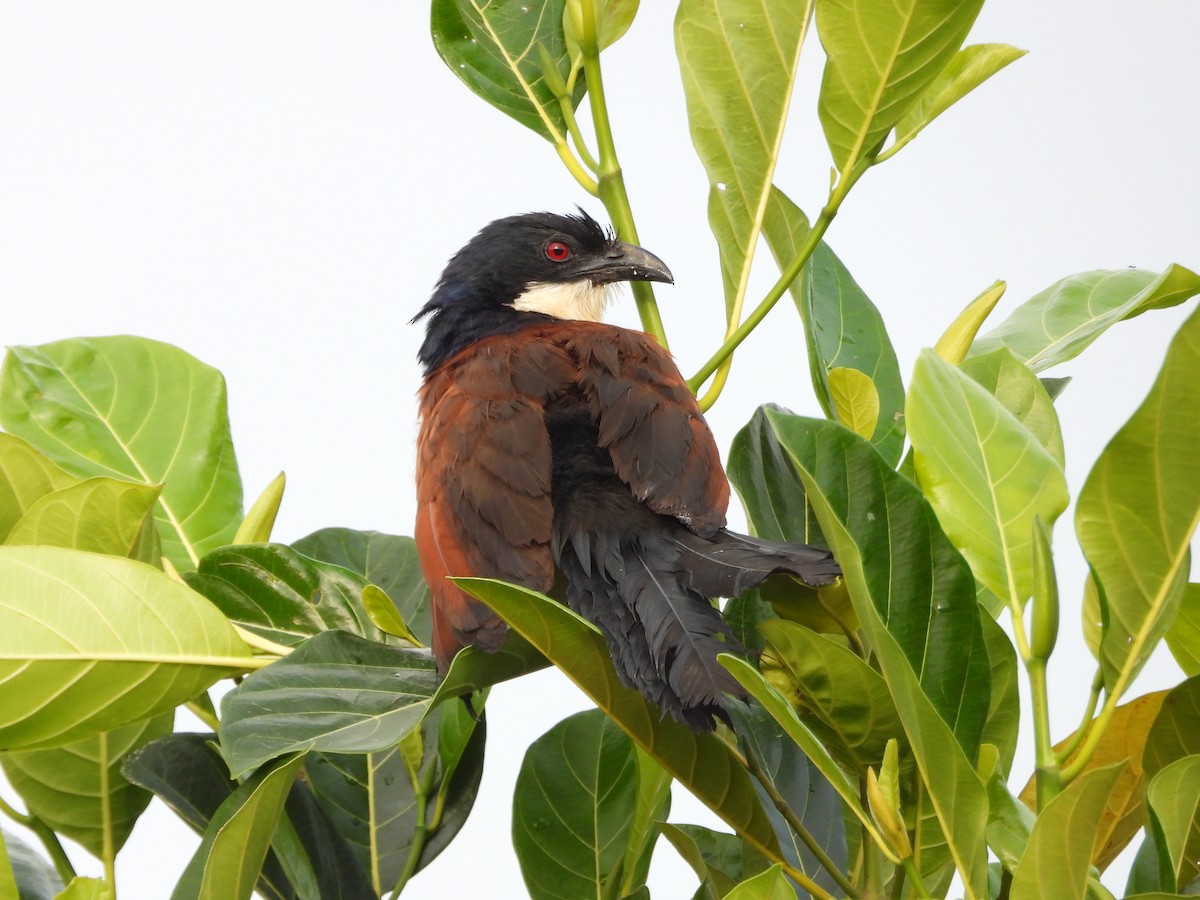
{"left": 743, "top": 744, "right": 861, "bottom": 899}
{"left": 0, "top": 795, "right": 79, "bottom": 887}
{"left": 185, "top": 699, "right": 221, "bottom": 732}
{"left": 578, "top": 0, "right": 666, "bottom": 346}
{"left": 686, "top": 161, "right": 867, "bottom": 394}
{"left": 391, "top": 749, "right": 439, "bottom": 895}
{"left": 558, "top": 87, "right": 600, "bottom": 174}
{"left": 1056, "top": 669, "right": 1103, "bottom": 764}
{"left": 1026, "top": 659, "right": 1061, "bottom": 807}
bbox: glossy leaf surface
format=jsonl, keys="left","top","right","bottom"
{"left": 0, "top": 434, "right": 76, "bottom": 542}
{"left": 0, "top": 337, "right": 243, "bottom": 570}
{"left": 0, "top": 546, "right": 250, "bottom": 749}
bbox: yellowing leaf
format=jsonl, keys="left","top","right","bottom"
{"left": 828, "top": 367, "right": 880, "bottom": 440}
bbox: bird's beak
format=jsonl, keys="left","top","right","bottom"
{"left": 577, "top": 241, "right": 674, "bottom": 285}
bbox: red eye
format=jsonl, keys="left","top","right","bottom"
{"left": 545, "top": 240, "right": 572, "bottom": 262}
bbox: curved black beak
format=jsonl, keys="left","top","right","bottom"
{"left": 574, "top": 240, "right": 674, "bottom": 285}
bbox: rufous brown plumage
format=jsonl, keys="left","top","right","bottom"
{"left": 414, "top": 211, "right": 839, "bottom": 729}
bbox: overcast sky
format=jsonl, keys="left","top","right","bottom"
{"left": 2, "top": 2, "right": 1198, "bottom": 897}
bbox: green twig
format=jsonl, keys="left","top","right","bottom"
{"left": 0, "top": 796, "right": 78, "bottom": 886}
{"left": 577, "top": 0, "right": 666, "bottom": 346}
{"left": 558, "top": 89, "right": 599, "bottom": 174}
{"left": 185, "top": 699, "right": 221, "bottom": 732}
{"left": 1056, "top": 669, "right": 1104, "bottom": 764}
{"left": 743, "top": 744, "right": 861, "bottom": 899}
{"left": 390, "top": 753, "right": 439, "bottom": 895}
{"left": 1028, "top": 660, "right": 1062, "bottom": 808}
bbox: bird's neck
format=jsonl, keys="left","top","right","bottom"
{"left": 417, "top": 281, "right": 538, "bottom": 372}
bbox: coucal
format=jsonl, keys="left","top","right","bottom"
{"left": 414, "top": 211, "right": 839, "bottom": 729}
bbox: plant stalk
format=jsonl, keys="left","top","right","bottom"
{"left": 1026, "top": 659, "right": 1062, "bottom": 808}
{"left": 1056, "top": 669, "right": 1103, "bottom": 764}
{"left": 578, "top": 0, "right": 667, "bottom": 346}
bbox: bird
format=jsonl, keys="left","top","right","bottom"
{"left": 413, "top": 210, "right": 840, "bottom": 729}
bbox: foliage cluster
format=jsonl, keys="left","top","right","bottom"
{"left": 2, "top": 1, "right": 1199, "bottom": 899}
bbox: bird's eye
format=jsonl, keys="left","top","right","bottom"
{"left": 545, "top": 240, "right": 572, "bottom": 262}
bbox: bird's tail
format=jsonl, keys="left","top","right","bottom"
{"left": 671, "top": 527, "right": 841, "bottom": 599}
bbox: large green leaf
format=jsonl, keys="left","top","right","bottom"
{"left": 1077, "top": 305, "right": 1200, "bottom": 694}
{"left": 5, "top": 477, "right": 161, "bottom": 562}
{"left": 1145, "top": 677, "right": 1200, "bottom": 782}
{"left": 768, "top": 413, "right": 990, "bottom": 898}
{"left": 1166, "top": 584, "right": 1200, "bottom": 676}
{"left": 908, "top": 349, "right": 1069, "bottom": 612}
{"left": 725, "top": 864, "right": 794, "bottom": 900}
{"left": 1145, "top": 756, "right": 1200, "bottom": 891}
{"left": 761, "top": 198, "right": 906, "bottom": 465}
{"left": 659, "top": 822, "right": 766, "bottom": 895}
{"left": 815, "top": 0, "right": 984, "bottom": 174}
{"left": 451, "top": 577, "right": 783, "bottom": 864}
{"left": 620, "top": 748, "right": 671, "bottom": 898}
{"left": 759, "top": 618, "right": 900, "bottom": 773}
{"left": 959, "top": 347, "right": 1065, "bottom": 466}
{"left": 970, "top": 265, "right": 1200, "bottom": 372}
{"left": 1009, "top": 763, "right": 1126, "bottom": 900}
{"left": 676, "top": 0, "right": 811, "bottom": 314}
{"left": 1, "top": 713, "right": 172, "bottom": 860}
{"left": 55, "top": 878, "right": 113, "bottom": 900}
{"left": 304, "top": 702, "right": 484, "bottom": 893}
{"left": 124, "top": 732, "right": 373, "bottom": 900}
{"left": 765, "top": 410, "right": 990, "bottom": 752}
{"left": 890, "top": 43, "right": 1026, "bottom": 155}
{"left": 430, "top": 0, "right": 580, "bottom": 143}
{"left": 171, "top": 755, "right": 304, "bottom": 900}
{"left": 0, "top": 546, "right": 251, "bottom": 749}
{"left": 292, "top": 528, "right": 432, "bottom": 647}
{"left": 512, "top": 709, "right": 638, "bottom": 899}
{"left": 186, "top": 543, "right": 400, "bottom": 648}
{"left": 219, "top": 630, "right": 438, "bottom": 778}
{"left": 0, "top": 337, "right": 244, "bottom": 570}
{"left": 0, "top": 434, "right": 76, "bottom": 542}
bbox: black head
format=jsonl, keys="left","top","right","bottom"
{"left": 415, "top": 211, "right": 672, "bottom": 371}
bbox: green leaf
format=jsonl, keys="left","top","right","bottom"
{"left": 765, "top": 410, "right": 990, "bottom": 752}
{"left": 970, "top": 265, "right": 1200, "bottom": 372}
{"left": 983, "top": 767, "right": 1034, "bottom": 871}
{"left": 0, "top": 337, "right": 244, "bottom": 570}
{"left": 676, "top": 0, "right": 811, "bottom": 314}
{"left": 185, "top": 543, "right": 399, "bottom": 648}
{"left": 659, "top": 823, "right": 750, "bottom": 896}
{"left": 1166, "top": 584, "right": 1200, "bottom": 675}
{"left": 908, "top": 349, "right": 1069, "bottom": 611}
{"left": 431, "top": 0, "right": 580, "bottom": 143}
{"left": 727, "top": 699, "right": 847, "bottom": 894}
{"left": 959, "top": 347, "right": 1065, "bottom": 466}
{"left": 0, "top": 434, "right": 76, "bottom": 542}
{"left": 1077, "top": 305, "right": 1200, "bottom": 694}
{"left": 1145, "top": 677, "right": 1200, "bottom": 782}
{"left": 0, "top": 829, "right": 63, "bottom": 900}
{"left": 827, "top": 367, "right": 879, "bottom": 440}
{"left": 759, "top": 618, "right": 901, "bottom": 773}
{"left": 724, "top": 864, "right": 794, "bottom": 900}
{"left": 54, "top": 878, "right": 113, "bottom": 900}
{"left": 219, "top": 630, "right": 438, "bottom": 778}
{"left": 0, "top": 831, "right": 14, "bottom": 900}
{"left": 620, "top": 748, "right": 671, "bottom": 897}
{"left": 0, "top": 546, "right": 251, "bottom": 749}
{"left": 892, "top": 44, "right": 1026, "bottom": 153}
{"left": 452, "top": 577, "right": 784, "bottom": 864}
{"left": 292, "top": 528, "right": 433, "bottom": 647}
{"left": 728, "top": 404, "right": 825, "bottom": 546}
{"left": 762, "top": 199, "right": 906, "bottom": 465}
{"left": 171, "top": 754, "right": 303, "bottom": 900}
{"left": 978, "top": 613, "right": 1020, "bottom": 779}
{"left": 432, "top": 630, "right": 549, "bottom": 703}
{"left": 1, "top": 714, "right": 172, "bottom": 859}
{"left": 232, "top": 472, "right": 285, "bottom": 544}
{"left": 815, "top": 0, "right": 984, "bottom": 173}
{"left": 4, "top": 477, "right": 161, "bottom": 561}
{"left": 721, "top": 655, "right": 891, "bottom": 861}
{"left": 767, "top": 412, "right": 991, "bottom": 897}
{"left": 1010, "top": 762, "right": 1125, "bottom": 900}
{"left": 124, "top": 732, "right": 373, "bottom": 899}
{"left": 1145, "top": 756, "right": 1200, "bottom": 890}
{"left": 934, "top": 281, "right": 1007, "bottom": 366}
{"left": 513, "top": 710, "right": 638, "bottom": 899}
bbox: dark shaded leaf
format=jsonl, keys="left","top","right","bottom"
{"left": 219, "top": 631, "right": 438, "bottom": 779}
{"left": 292, "top": 528, "right": 432, "bottom": 647}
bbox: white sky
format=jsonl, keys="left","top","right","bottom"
{"left": 2, "top": 1, "right": 1198, "bottom": 897}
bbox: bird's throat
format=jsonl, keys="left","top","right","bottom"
{"left": 511, "top": 280, "right": 613, "bottom": 322}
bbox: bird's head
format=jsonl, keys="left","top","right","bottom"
{"left": 415, "top": 210, "right": 673, "bottom": 370}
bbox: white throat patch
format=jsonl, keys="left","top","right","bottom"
{"left": 511, "top": 280, "right": 614, "bottom": 322}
